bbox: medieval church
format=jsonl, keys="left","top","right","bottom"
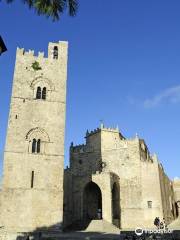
{"left": 0, "top": 41, "right": 180, "bottom": 234}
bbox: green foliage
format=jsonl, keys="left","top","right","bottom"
{"left": 31, "top": 61, "right": 42, "bottom": 71}
{"left": 4, "top": 0, "right": 78, "bottom": 21}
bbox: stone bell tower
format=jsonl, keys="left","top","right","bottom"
{"left": 1, "top": 41, "right": 68, "bottom": 232}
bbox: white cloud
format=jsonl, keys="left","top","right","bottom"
{"left": 143, "top": 85, "right": 180, "bottom": 108}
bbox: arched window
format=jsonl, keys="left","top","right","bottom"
{"left": 32, "top": 139, "right": 36, "bottom": 153}
{"left": 36, "top": 86, "right": 41, "bottom": 99}
{"left": 53, "top": 46, "right": 58, "bottom": 59}
{"left": 32, "top": 138, "right": 41, "bottom": 154}
{"left": 37, "top": 139, "right": 41, "bottom": 153}
{"left": 27, "top": 128, "right": 50, "bottom": 155}
{"left": 42, "top": 87, "right": 46, "bottom": 100}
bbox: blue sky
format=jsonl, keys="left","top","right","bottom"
{"left": 0, "top": 0, "right": 180, "bottom": 180}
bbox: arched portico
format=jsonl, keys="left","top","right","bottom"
{"left": 112, "top": 182, "right": 120, "bottom": 227}
{"left": 83, "top": 181, "right": 102, "bottom": 220}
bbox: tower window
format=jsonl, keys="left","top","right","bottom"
{"left": 32, "top": 138, "right": 41, "bottom": 154}
{"left": 32, "top": 139, "right": 36, "bottom": 153}
{"left": 42, "top": 87, "right": 46, "bottom": 100}
{"left": 31, "top": 171, "right": 34, "bottom": 188}
{"left": 147, "top": 201, "right": 152, "bottom": 208}
{"left": 36, "top": 86, "right": 47, "bottom": 100}
{"left": 53, "top": 46, "right": 58, "bottom": 59}
{"left": 36, "top": 86, "right": 41, "bottom": 99}
{"left": 37, "top": 139, "right": 41, "bottom": 153}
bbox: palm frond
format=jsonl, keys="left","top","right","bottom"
{"left": 4, "top": 0, "right": 78, "bottom": 21}
{"left": 68, "top": 0, "right": 78, "bottom": 16}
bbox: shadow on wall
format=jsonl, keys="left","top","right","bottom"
{"left": 14, "top": 222, "right": 180, "bottom": 240}
{"left": 15, "top": 221, "right": 121, "bottom": 240}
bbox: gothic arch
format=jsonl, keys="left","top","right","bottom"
{"left": 25, "top": 127, "right": 50, "bottom": 142}
{"left": 111, "top": 181, "right": 120, "bottom": 228}
{"left": 30, "top": 76, "right": 55, "bottom": 91}
{"left": 83, "top": 181, "right": 102, "bottom": 220}
{"left": 26, "top": 128, "right": 50, "bottom": 154}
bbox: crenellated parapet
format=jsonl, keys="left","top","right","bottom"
{"left": 16, "top": 47, "right": 45, "bottom": 59}
{"left": 70, "top": 143, "right": 86, "bottom": 153}
{"left": 86, "top": 127, "right": 101, "bottom": 137}
{"left": 85, "top": 124, "right": 125, "bottom": 139}
{"left": 100, "top": 123, "right": 119, "bottom": 132}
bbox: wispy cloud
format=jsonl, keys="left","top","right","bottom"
{"left": 143, "top": 85, "right": 180, "bottom": 108}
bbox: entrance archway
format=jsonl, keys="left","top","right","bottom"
{"left": 112, "top": 182, "right": 120, "bottom": 227}
{"left": 83, "top": 182, "right": 102, "bottom": 220}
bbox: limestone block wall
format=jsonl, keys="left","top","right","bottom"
{"left": 173, "top": 179, "right": 180, "bottom": 202}
{"left": 100, "top": 129, "right": 143, "bottom": 228}
{"left": 173, "top": 179, "right": 180, "bottom": 216}
{"left": 92, "top": 172, "right": 113, "bottom": 224}
{"left": 158, "top": 164, "right": 176, "bottom": 224}
{"left": 140, "top": 155, "right": 163, "bottom": 227}
{"left": 64, "top": 126, "right": 177, "bottom": 230}
{"left": 63, "top": 170, "right": 73, "bottom": 227}
{"left": 69, "top": 131, "right": 102, "bottom": 176}
{"left": 1, "top": 41, "right": 68, "bottom": 232}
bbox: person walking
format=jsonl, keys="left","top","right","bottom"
{"left": 154, "top": 217, "right": 160, "bottom": 229}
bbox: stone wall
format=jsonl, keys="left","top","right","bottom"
{"left": 173, "top": 178, "right": 180, "bottom": 216}
{"left": 0, "top": 42, "right": 68, "bottom": 232}
{"left": 64, "top": 125, "right": 178, "bottom": 230}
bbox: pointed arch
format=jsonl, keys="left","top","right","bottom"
{"left": 83, "top": 181, "right": 102, "bottom": 220}
{"left": 112, "top": 181, "right": 120, "bottom": 228}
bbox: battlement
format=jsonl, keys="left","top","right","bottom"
{"left": 85, "top": 124, "right": 122, "bottom": 138}
{"left": 86, "top": 128, "right": 101, "bottom": 137}
{"left": 70, "top": 142, "right": 85, "bottom": 152}
{"left": 100, "top": 123, "right": 119, "bottom": 132}
{"left": 16, "top": 47, "right": 45, "bottom": 58}
{"left": 16, "top": 41, "right": 68, "bottom": 60}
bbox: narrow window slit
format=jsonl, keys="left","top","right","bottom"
{"left": 53, "top": 46, "right": 58, "bottom": 59}
{"left": 31, "top": 171, "right": 34, "bottom": 188}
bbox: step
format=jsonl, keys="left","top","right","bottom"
{"left": 84, "top": 220, "right": 120, "bottom": 234}
{"left": 168, "top": 217, "right": 180, "bottom": 230}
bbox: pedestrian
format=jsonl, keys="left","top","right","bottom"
{"left": 154, "top": 217, "right": 160, "bottom": 229}
{"left": 160, "top": 221, "right": 164, "bottom": 229}
{"left": 163, "top": 218, "right": 167, "bottom": 230}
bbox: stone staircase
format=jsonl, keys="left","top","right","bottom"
{"left": 84, "top": 220, "right": 120, "bottom": 234}
{"left": 168, "top": 217, "right": 180, "bottom": 230}
{"left": 40, "top": 220, "right": 121, "bottom": 240}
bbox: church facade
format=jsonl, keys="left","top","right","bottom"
{"left": 0, "top": 42, "right": 180, "bottom": 233}
{"left": 63, "top": 125, "right": 180, "bottom": 229}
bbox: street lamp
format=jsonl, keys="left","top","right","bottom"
{"left": 0, "top": 36, "right": 7, "bottom": 55}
